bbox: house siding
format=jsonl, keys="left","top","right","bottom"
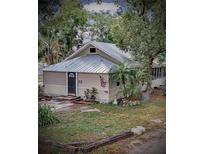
{"left": 151, "top": 77, "right": 166, "bottom": 88}
{"left": 43, "top": 71, "right": 67, "bottom": 96}
{"left": 77, "top": 73, "right": 109, "bottom": 103}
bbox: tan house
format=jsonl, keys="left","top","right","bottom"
{"left": 43, "top": 41, "right": 165, "bottom": 103}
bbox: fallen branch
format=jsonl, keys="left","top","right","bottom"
{"left": 81, "top": 131, "right": 134, "bottom": 153}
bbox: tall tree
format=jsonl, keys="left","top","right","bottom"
{"left": 38, "top": 0, "right": 61, "bottom": 27}
{"left": 89, "top": 13, "right": 115, "bottom": 43}
{"left": 39, "top": 0, "right": 88, "bottom": 63}
{"left": 38, "top": 28, "right": 62, "bottom": 64}
{"left": 112, "top": 0, "right": 166, "bottom": 99}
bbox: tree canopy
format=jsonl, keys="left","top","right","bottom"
{"left": 38, "top": 0, "right": 61, "bottom": 27}
{"left": 38, "top": 0, "right": 88, "bottom": 64}
{"left": 112, "top": 0, "right": 166, "bottom": 95}
{"left": 87, "top": 13, "right": 116, "bottom": 43}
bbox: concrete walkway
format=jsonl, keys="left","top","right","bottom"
{"left": 39, "top": 100, "right": 75, "bottom": 112}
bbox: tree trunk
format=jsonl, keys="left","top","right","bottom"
{"left": 46, "top": 52, "right": 54, "bottom": 65}
{"left": 144, "top": 56, "right": 154, "bottom": 101}
{"left": 122, "top": 84, "right": 127, "bottom": 98}
{"left": 122, "top": 77, "right": 127, "bottom": 98}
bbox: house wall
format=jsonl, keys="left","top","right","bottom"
{"left": 108, "top": 74, "right": 166, "bottom": 101}
{"left": 71, "top": 45, "right": 120, "bottom": 64}
{"left": 43, "top": 71, "right": 67, "bottom": 96}
{"left": 108, "top": 74, "right": 123, "bottom": 102}
{"left": 151, "top": 77, "right": 166, "bottom": 88}
{"left": 77, "top": 73, "right": 109, "bottom": 103}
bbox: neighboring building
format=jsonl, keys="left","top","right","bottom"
{"left": 43, "top": 41, "right": 165, "bottom": 103}
{"left": 151, "top": 59, "right": 166, "bottom": 89}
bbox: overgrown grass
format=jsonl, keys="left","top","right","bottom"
{"left": 39, "top": 99, "right": 165, "bottom": 144}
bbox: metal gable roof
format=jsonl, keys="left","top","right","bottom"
{"left": 66, "top": 41, "right": 133, "bottom": 62}
{"left": 90, "top": 41, "right": 132, "bottom": 63}
{"left": 43, "top": 54, "right": 117, "bottom": 73}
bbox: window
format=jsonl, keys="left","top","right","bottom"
{"left": 116, "top": 82, "right": 120, "bottom": 86}
{"left": 152, "top": 68, "right": 155, "bottom": 80}
{"left": 77, "top": 44, "right": 82, "bottom": 49}
{"left": 152, "top": 68, "right": 159, "bottom": 79}
{"left": 69, "top": 73, "right": 75, "bottom": 78}
{"left": 159, "top": 67, "right": 162, "bottom": 78}
{"left": 152, "top": 67, "right": 166, "bottom": 79}
{"left": 90, "top": 47, "right": 96, "bottom": 53}
{"left": 163, "top": 67, "right": 166, "bottom": 77}
{"left": 156, "top": 68, "right": 159, "bottom": 78}
{"left": 161, "top": 67, "right": 164, "bottom": 77}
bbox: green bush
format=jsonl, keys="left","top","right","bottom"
{"left": 84, "top": 88, "right": 91, "bottom": 99}
{"left": 126, "top": 84, "right": 143, "bottom": 100}
{"left": 84, "top": 87, "right": 98, "bottom": 101}
{"left": 38, "top": 104, "right": 59, "bottom": 127}
{"left": 90, "top": 87, "right": 98, "bottom": 100}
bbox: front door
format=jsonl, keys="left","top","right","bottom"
{"left": 68, "top": 72, "right": 76, "bottom": 95}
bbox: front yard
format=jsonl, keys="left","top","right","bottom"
{"left": 39, "top": 97, "right": 165, "bottom": 153}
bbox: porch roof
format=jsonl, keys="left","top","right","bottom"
{"left": 43, "top": 54, "right": 117, "bottom": 73}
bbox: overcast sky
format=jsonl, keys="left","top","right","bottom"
{"left": 80, "top": 0, "right": 127, "bottom": 14}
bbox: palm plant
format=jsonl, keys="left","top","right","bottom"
{"left": 112, "top": 64, "right": 147, "bottom": 100}
{"left": 126, "top": 69, "right": 146, "bottom": 86}
{"left": 126, "top": 82, "right": 142, "bottom": 100}
{"left": 112, "top": 64, "right": 129, "bottom": 98}
{"left": 126, "top": 68, "right": 147, "bottom": 100}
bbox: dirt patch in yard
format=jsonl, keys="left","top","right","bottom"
{"left": 150, "top": 88, "right": 166, "bottom": 102}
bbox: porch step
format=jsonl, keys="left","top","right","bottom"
{"left": 71, "top": 100, "right": 90, "bottom": 105}
{"left": 73, "top": 98, "right": 82, "bottom": 101}
{"left": 55, "top": 96, "right": 82, "bottom": 101}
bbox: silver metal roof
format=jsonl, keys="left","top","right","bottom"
{"left": 66, "top": 41, "right": 141, "bottom": 67}
{"left": 43, "top": 54, "right": 117, "bottom": 73}
{"left": 90, "top": 41, "right": 132, "bottom": 63}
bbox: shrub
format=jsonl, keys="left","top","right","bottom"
{"left": 84, "top": 88, "right": 91, "bottom": 99}
{"left": 126, "top": 84, "right": 143, "bottom": 100}
{"left": 90, "top": 87, "right": 98, "bottom": 100}
{"left": 84, "top": 87, "right": 98, "bottom": 101}
{"left": 38, "top": 104, "right": 59, "bottom": 127}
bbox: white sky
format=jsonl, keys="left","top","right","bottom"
{"left": 83, "top": 2, "right": 120, "bottom": 14}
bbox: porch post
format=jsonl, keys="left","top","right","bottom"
{"left": 66, "top": 72, "right": 68, "bottom": 94}
{"left": 76, "top": 72, "right": 78, "bottom": 96}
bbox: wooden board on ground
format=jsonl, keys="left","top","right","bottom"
{"left": 39, "top": 131, "right": 134, "bottom": 153}
{"left": 81, "top": 131, "right": 134, "bottom": 153}
{"left": 39, "top": 139, "right": 79, "bottom": 153}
